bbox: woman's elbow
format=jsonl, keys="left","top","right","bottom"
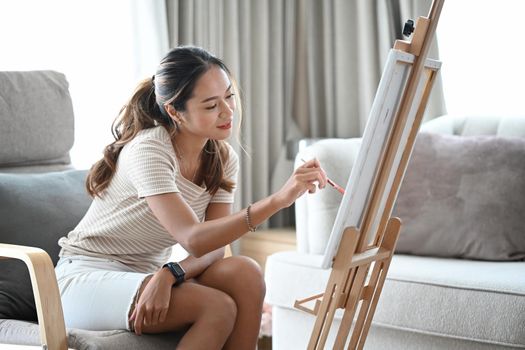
{"left": 182, "top": 232, "right": 207, "bottom": 258}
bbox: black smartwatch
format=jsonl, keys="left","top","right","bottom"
{"left": 163, "top": 262, "right": 186, "bottom": 286}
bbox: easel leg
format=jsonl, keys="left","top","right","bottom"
{"left": 349, "top": 217, "right": 401, "bottom": 350}
{"left": 303, "top": 218, "right": 402, "bottom": 349}
{"left": 311, "top": 281, "right": 338, "bottom": 349}
{"left": 333, "top": 264, "right": 369, "bottom": 349}
{"left": 307, "top": 228, "right": 360, "bottom": 350}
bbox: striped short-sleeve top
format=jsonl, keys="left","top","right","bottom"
{"left": 58, "top": 126, "right": 239, "bottom": 273}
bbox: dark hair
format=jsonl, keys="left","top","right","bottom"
{"left": 86, "top": 46, "right": 240, "bottom": 197}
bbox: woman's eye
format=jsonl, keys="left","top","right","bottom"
{"left": 226, "top": 93, "right": 235, "bottom": 99}
{"left": 205, "top": 104, "right": 217, "bottom": 110}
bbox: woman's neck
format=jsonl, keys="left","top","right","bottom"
{"left": 171, "top": 132, "right": 208, "bottom": 164}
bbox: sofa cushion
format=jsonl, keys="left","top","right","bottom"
{"left": 393, "top": 132, "right": 525, "bottom": 261}
{"left": 0, "top": 71, "right": 74, "bottom": 169}
{"left": 420, "top": 115, "right": 525, "bottom": 138}
{"left": 265, "top": 251, "right": 525, "bottom": 347}
{"left": 0, "top": 169, "right": 91, "bottom": 263}
{"left": 0, "top": 260, "right": 36, "bottom": 321}
{"left": 0, "top": 170, "right": 91, "bottom": 320}
{"left": 0, "top": 319, "right": 183, "bottom": 349}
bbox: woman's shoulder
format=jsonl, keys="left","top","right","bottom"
{"left": 222, "top": 141, "right": 239, "bottom": 170}
{"left": 118, "top": 126, "right": 176, "bottom": 174}
{"left": 128, "top": 126, "right": 172, "bottom": 149}
{"left": 120, "top": 126, "right": 175, "bottom": 164}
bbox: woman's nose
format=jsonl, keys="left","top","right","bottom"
{"left": 220, "top": 98, "right": 234, "bottom": 116}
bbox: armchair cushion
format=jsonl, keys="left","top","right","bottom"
{"left": 394, "top": 132, "right": 525, "bottom": 260}
{"left": 0, "top": 169, "right": 91, "bottom": 320}
{"left": 0, "top": 319, "right": 183, "bottom": 349}
{"left": 0, "top": 71, "right": 74, "bottom": 170}
{"left": 0, "top": 260, "right": 36, "bottom": 321}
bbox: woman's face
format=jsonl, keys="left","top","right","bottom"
{"left": 174, "top": 66, "right": 236, "bottom": 141}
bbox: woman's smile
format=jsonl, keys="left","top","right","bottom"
{"left": 217, "top": 120, "right": 232, "bottom": 129}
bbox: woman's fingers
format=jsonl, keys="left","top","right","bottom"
{"left": 295, "top": 168, "right": 327, "bottom": 189}
{"left": 143, "top": 309, "right": 152, "bottom": 326}
{"left": 152, "top": 308, "right": 166, "bottom": 325}
{"left": 296, "top": 170, "right": 326, "bottom": 185}
{"left": 159, "top": 308, "right": 169, "bottom": 324}
{"left": 277, "top": 158, "right": 329, "bottom": 208}
{"left": 131, "top": 303, "right": 169, "bottom": 334}
{"left": 299, "top": 158, "right": 328, "bottom": 188}
{"left": 299, "top": 159, "right": 327, "bottom": 186}
{"left": 133, "top": 307, "right": 144, "bottom": 335}
{"left": 301, "top": 158, "right": 320, "bottom": 168}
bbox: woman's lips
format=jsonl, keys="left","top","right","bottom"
{"left": 217, "top": 121, "right": 232, "bottom": 129}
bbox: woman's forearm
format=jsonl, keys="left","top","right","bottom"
{"left": 178, "top": 247, "right": 225, "bottom": 280}
{"left": 187, "top": 193, "right": 283, "bottom": 257}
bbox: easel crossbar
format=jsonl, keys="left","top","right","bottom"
{"left": 294, "top": 245, "right": 393, "bottom": 316}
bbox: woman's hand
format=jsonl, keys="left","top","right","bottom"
{"left": 129, "top": 268, "right": 174, "bottom": 335}
{"left": 274, "top": 158, "right": 327, "bottom": 208}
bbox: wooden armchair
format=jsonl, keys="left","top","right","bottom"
{"left": 0, "top": 244, "right": 68, "bottom": 349}
{"left": 0, "top": 70, "right": 198, "bottom": 349}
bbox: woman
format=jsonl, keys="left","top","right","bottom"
{"left": 56, "top": 46, "right": 326, "bottom": 350}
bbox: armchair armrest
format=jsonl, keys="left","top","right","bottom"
{"left": 0, "top": 243, "right": 68, "bottom": 350}
{"left": 294, "top": 138, "right": 362, "bottom": 254}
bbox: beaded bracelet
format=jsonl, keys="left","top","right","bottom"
{"left": 245, "top": 204, "right": 257, "bottom": 232}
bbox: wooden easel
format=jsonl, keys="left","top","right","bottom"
{"left": 293, "top": 1, "right": 445, "bottom": 349}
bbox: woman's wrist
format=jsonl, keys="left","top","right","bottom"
{"left": 268, "top": 191, "right": 287, "bottom": 211}
{"left": 247, "top": 194, "right": 286, "bottom": 231}
{"left": 158, "top": 266, "right": 177, "bottom": 286}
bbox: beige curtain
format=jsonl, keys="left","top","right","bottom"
{"left": 163, "top": 0, "right": 446, "bottom": 227}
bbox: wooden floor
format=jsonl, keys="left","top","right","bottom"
{"left": 258, "top": 336, "right": 272, "bottom": 350}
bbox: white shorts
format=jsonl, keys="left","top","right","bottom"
{"left": 55, "top": 256, "right": 152, "bottom": 331}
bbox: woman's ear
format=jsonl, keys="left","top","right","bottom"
{"left": 164, "top": 104, "right": 176, "bottom": 118}
{"left": 164, "top": 104, "right": 184, "bottom": 124}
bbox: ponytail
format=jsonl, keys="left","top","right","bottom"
{"left": 86, "top": 78, "right": 169, "bottom": 197}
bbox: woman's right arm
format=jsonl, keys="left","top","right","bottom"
{"left": 146, "top": 158, "right": 327, "bottom": 258}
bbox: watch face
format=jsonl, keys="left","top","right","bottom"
{"left": 165, "top": 262, "right": 185, "bottom": 286}
{"left": 171, "top": 263, "right": 185, "bottom": 276}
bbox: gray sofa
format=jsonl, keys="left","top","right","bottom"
{"left": 0, "top": 71, "right": 182, "bottom": 349}
{"left": 266, "top": 115, "right": 525, "bottom": 349}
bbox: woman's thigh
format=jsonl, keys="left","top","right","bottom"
{"left": 55, "top": 256, "right": 150, "bottom": 331}
{"left": 138, "top": 280, "right": 238, "bottom": 334}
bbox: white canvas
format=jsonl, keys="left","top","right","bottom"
{"left": 320, "top": 49, "right": 442, "bottom": 269}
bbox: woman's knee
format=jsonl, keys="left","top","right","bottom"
{"left": 221, "top": 256, "right": 266, "bottom": 298}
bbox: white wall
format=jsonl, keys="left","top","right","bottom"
{"left": 0, "top": 0, "right": 167, "bottom": 169}
{"left": 437, "top": 0, "right": 525, "bottom": 116}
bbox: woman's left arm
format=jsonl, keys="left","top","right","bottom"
{"left": 130, "top": 202, "right": 231, "bottom": 334}
{"left": 176, "top": 202, "right": 231, "bottom": 279}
